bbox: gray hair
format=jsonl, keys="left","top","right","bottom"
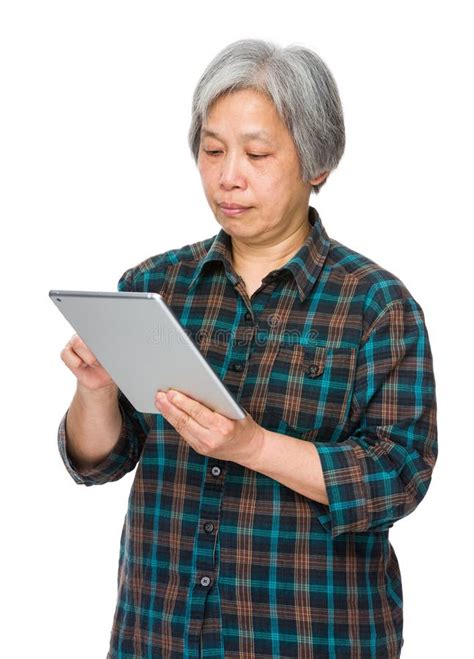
{"left": 188, "top": 38, "right": 345, "bottom": 194}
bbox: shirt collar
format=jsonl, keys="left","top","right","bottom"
{"left": 188, "top": 205, "right": 331, "bottom": 303}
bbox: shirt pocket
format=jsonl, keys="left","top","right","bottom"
{"left": 263, "top": 343, "right": 358, "bottom": 439}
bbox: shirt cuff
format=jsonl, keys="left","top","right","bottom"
{"left": 57, "top": 404, "right": 131, "bottom": 486}
{"left": 314, "top": 440, "right": 370, "bottom": 537}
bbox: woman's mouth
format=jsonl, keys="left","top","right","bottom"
{"left": 218, "top": 204, "right": 252, "bottom": 217}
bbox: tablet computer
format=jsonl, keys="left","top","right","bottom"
{"left": 49, "top": 290, "right": 246, "bottom": 419}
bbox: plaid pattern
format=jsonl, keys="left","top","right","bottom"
{"left": 57, "top": 206, "right": 437, "bottom": 658}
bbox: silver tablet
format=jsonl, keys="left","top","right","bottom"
{"left": 49, "top": 290, "right": 246, "bottom": 419}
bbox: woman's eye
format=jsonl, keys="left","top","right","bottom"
{"left": 203, "top": 150, "right": 268, "bottom": 159}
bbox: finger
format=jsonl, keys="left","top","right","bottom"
{"left": 160, "top": 390, "right": 218, "bottom": 430}
{"left": 156, "top": 393, "right": 210, "bottom": 441}
{"left": 60, "top": 342, "right": 86, "bottom": 369}
{"left": 69, "top": 335, "right": 100, "bottom": 366}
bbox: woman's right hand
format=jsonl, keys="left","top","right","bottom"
{"left": 60, "top": 334, "right": 116, "bottom": 393}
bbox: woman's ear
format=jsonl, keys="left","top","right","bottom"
{"left": 309, "top": 171, "right": 329, "bottom": 186}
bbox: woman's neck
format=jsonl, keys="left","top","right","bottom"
{"left": 231, "top": 220, "right": 311, "bottom": 275}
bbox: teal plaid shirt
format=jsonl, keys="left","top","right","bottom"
{"left": 58, "top": 206, "right": 437, "bottom": 658}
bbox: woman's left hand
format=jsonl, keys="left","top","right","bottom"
{"left": 154, "top": 389, "right": 265, "bottom": 466}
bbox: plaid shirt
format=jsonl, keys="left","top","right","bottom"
{"left": 57, "top": 206, "right": 437, "bottom": 658}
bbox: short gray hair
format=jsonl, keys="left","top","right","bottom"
{"left": 188, "top": 38, "right": 345, "bottom": 194}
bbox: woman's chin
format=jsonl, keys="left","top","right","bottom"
{"left": 219, "top": 220, "right": 254, "bottom": 238}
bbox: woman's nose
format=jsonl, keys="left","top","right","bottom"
{"left": 219, "top": 154, "right": 245, "bottom": 189}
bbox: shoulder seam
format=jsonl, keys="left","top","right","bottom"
{"left": 361, "top": 297, "right": 407, "bottom": 344}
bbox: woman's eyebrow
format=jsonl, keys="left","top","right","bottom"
{"left": 201, "top": 128, "right": 274, "bottom": 145}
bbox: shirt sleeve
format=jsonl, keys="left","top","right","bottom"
{"left": 313, "top": 296, "right": 438, "bottom": 538}
{"left": 57, "top": 388, "right": 150, "bottom": 486}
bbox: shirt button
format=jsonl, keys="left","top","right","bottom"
{"left": 231, "top": 362, "right": 244, "bottom": 372}
{"left": 200, "top": 576, "right": 212, "bottom": 587}
{"left": 211, "top": 465, "right": 221, "bottom": 477}
{"left": 306, "top": 364, "right": 321, "bottom": 378}
{"left": 244, "top": 311, "right": 252, "bottom": 321}
{"left": 204, "top": 522, "right": 215, "bottom": 534}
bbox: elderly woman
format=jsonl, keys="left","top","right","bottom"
{"left": 58, "top": 39, "right": 437, "bottom": 658}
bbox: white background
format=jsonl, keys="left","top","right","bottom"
{"left": 1, "top": 1, "right": 472, "bottom": 657}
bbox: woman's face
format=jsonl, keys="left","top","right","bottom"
{"left": 197, "top": 88, "right": 324, "bottom": 246}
